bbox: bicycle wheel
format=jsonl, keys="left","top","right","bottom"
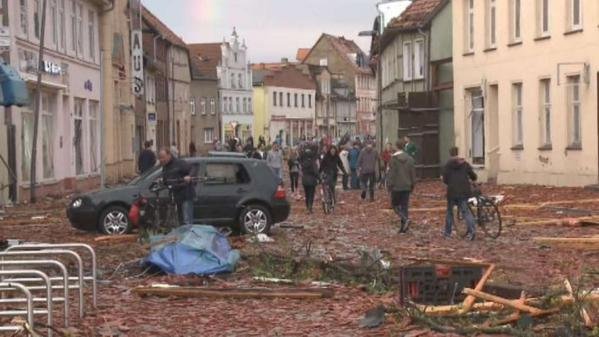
{"left": 479, "top": 200, "right": 502, "bottom": 239}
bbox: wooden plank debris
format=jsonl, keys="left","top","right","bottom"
{"left": 533, "top": 237, "right": 599, "bottom": 250}
{"left": 133, "top": 286, "right": 335, "bottom": 299}
{"left": 460, "top": 264, "right": 496, "bottom": 314}
{"left": 94, "top": 234, "right": 139, "bottom": 244}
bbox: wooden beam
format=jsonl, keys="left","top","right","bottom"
{"left": 94, "top": 234, "right": 139, "bottom": 244}
{"left": 132, "top": 286, "right": 335, "bottom": 299}
{"left": 460, "top": 264, "right": 496, "bottom": 314}
{"left": 462, "top": 288, "right": 544, "bottom": 315}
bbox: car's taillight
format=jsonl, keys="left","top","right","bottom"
{"left": 274, "top": 185, "right": 286, "bottom": 200}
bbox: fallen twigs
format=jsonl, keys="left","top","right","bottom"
{"left": 533, "top": 237, "right": 599, "bottom": 250}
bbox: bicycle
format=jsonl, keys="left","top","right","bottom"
{"left": 320, "top": 172, "right": 336, "bottom": 214}
{"left": 455, "top": 184, "right": 503, "bottom": 239}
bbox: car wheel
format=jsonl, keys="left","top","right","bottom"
{"left": 99, "top": 206, "right": 131, "bottom": 235}
{"left": 239, "top": 205, "right": 272, "bottom": 235}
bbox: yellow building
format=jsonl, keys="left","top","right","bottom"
{"left": 252, "top": 84, "right": 268, "bottom": 142}
{"left": 453, "top": 0, "right": 599, "bottom": 186}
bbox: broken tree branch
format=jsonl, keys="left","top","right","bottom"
{"left": 460, "top": 264, "right": 496, "bottom": 314}
{"left": 462, "top": 288, "right": 545, "bottom": 315}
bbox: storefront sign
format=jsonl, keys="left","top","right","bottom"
{"left": 43, "top": 60, "right": 61, "bottom": 75}
{"left": 148, "top": 113, "right": 156, "bottom": 122}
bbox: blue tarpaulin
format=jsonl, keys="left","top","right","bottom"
{"left": 144, "top": 225, "right": 240, "bottom": 275}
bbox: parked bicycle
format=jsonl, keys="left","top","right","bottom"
{"left": 320, "top": 172, "right": 336, "bottom": 214}
{"left": 456, "top": 184, "right": 503, "bottom": 239}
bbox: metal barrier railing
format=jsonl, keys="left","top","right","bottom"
{"left": 0, "top": 259, "right": 69, "bottom": 326}
{"left": 0, "top": 249, "right": 85, "bottom": 318}
{"left": 0, "top": 270, "right": 53, "bottom": 337}
{"left": 0, "top": 282, "right": 34, "bottom": 334}
{"left": 5, "top": 243, "right": 97, "bottom": 307}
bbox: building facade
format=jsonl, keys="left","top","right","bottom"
{"left": 253, "top": 64, "right": 316, "bottom": 147}
{"left": 2, "top": 0, "right": 104, "bottom": 201}
{"left": 378, "top": 0, "right": 453, "bottom": 177}
{"left": 219, "top": 29, "right": 253, "bottom": 142}
{"left": 189, "top": 55, "right": 219, "bottom": 155}
{"left": 453, "top": 0, "right": 599, "bottom": 186}
{"left": 303, "top": 34, "right": 373, "bottom": 138}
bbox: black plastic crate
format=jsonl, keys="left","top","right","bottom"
{"left": 399, "top": 264, "right": 483, "bottom": 306}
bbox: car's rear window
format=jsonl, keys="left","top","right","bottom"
{"left": 204, "top": 163, "right": 250, "bottom": 185}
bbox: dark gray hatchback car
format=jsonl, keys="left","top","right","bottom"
{"left": 67, "top": 157, "right": 290, "bottom": 235}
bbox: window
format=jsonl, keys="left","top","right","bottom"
{"left": 70, "top": 0, "right": 76, "bottom": 52}
{"left": 234, "top": 53, "right": 238, "bottom": 62}
{"left": 20, "top": 0, "right": 28, "bottom": 36}
{"left": 402, "top": 42, "right": 413, "bottom": 81}
{"left": 74, "top": 98, "right": 84, "bottom": 175}
{"left": 540, "top": 79, "right": 551, "bottom": 146}
{"left": 201, "top": 97, "right": 208, "bottom": 115}
{"left": 89, "top": 100, "right": 99, "bottom": 173}
{"left": 222, "top": 96, "right": 227, "bottom": 113}
{"left": 308, "top": 94, "right": 312, "bottom": 108}
{"left": 568, "top": 75, "right": 581, "bottom": 146}
{"left": 510, "top": 0, "right": 522, "bottom": 42}
{"left": 512, "top": 83, "right": 523, "bottom": 146}
{"left": 273, "top": 91, "right": 277, "bottom": 106}
{"left": 189, "top": 99, "right": 196, "bottom": 115}
{"left": 41, "top": 93, "right": 55, "bottom": 179}
{"left": 243, "top": 97, "right": 247, "bottom": 113}
{"left": 204, "top": 128, "right": 214, "bottom": 144}
{"left": 235, "top": 97, "right": 240, "bottom": 113}
{"left": 51, "top": 0, "right": 58, "bottom": 45}
{"left": 486, "top": 0, "right": 497, "bottom": 47}
{"left": 21, "top": 107, "right": 33, "bottom": 181}
{"left": 238, "top": 74, "right": 242, "bottom": 89}
{"left": 570, "top": 0, "right": 582, "bottom": 30}
{"left": 210, "top": 98, "right": 215, "bottom": 115}
{"left": 466, "top": 0, "right": 474, "bottom": 52}
{"left": 537, "top": 0, "right": 549, "bottom": 36}
{"left": 414, "top": 40, "right": 424, "bottom": 79}
{"left": 287, "top": 93, "right": 291, "bottom": 107}
{"left": 470, "top": 89, "right": 485, "bottom": 164}
{"left": 88, "top": 10, "right": 95, "bottom": 60}
{"left": 248, "top": 98, "right": 252, "bottom": 113}
{"left": 34, "top": 0, "right": 40, "bottom": 39}
{"left": 294, "top": 93, "right": 298, "bottom": 107}
{"left": 77, "top": 3, "right": 83, "bottom": 54}
{"left": 301, "top": 94, "right": 305, "bottom": 108}
{"left": 279, "top": 92, "right": 283, "bottom": 106}
{"left": 231, "top": 73, "right": 236, "bottom": 89}
{"left": 59, "top": 0, "right": 65, "bottom": 50}
{"left": 204, "top": 163, "right": 250, "bottom": 185}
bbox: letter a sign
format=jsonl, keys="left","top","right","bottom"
{"left": 131, "top": 30, "right": 144, "bottom": 97}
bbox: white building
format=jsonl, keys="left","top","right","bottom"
{"left": 1, "top": 0, "right": 102, "bottom": 202}
{"left": 217, "top": 28, "right": 253, "bottom": 142}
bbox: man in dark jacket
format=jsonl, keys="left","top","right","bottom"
{"left": 319, "top": 145, "right": 347, "bottom": 205}
{"left": 299, "top": 147, "right": 319, "bottom": 214}
{"left": 348, "top": 143, "right": 361, "bottom": 189}
{"left": 443, "top": 147, "right": 478, "bottom": 240}
{"left": 357, "top": 142, "right": 379, "bottom": 201}
{"left": 388, "top": 140, "right": 416, "bottom": 233}
{"left": 138, "top": 141, "right": 156, "bottom": 174}
{"left": 158, "top": 148, "right": 196, "bottom": 226}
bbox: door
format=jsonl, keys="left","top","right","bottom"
{"left": 196, "top": 162, "right": 251, "bottom": 224}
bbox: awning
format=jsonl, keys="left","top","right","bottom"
{"left": 0, "top": 62, "right": 29, "bottom": 107}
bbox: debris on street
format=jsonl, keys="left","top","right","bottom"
{"left": 132, "top": 285, "right": 335, "bottom": 299}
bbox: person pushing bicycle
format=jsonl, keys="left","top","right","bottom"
{"left": 442, "top": 147, "right": 478, "bottom": 241}
{"left": 158, "top": 147, "right": 197, "bottom": 226}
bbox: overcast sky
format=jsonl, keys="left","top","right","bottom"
{"left": 143, "top": 0, "right": 388, "bottom": 63}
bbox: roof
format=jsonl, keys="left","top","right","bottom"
{"left": 142, "top": 6, "right": 187, "bottom": 48}
{"left": 262, "top": 65, "right": 316, "bottom": 90}
{"left": 188, "top": 43, "right": 223, "bottom": 79}
{"left": 387, "top": 0, "right": 447, "bottom": 31}
{"left": 304, "top": 34, "right": 372, "bottom": 75}
{"left": 296, "top": 48, "right": 310, "bottom": 62}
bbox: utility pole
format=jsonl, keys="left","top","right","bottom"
{"left": 30, "top": 0, "right": 48, "bottom": 203}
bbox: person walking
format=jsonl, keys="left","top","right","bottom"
{"left": 138, "top": 141, "right": 156, "bottom": 174}
{"left": 404, "top": 136, "right": 418, "bottom": 159}
{"left": 339, "top": 146, "right": 351, "bottom": 190}
{"left": 388, "top": 140, "right": 416, "bottom": 233}
{"left": 443, "top": 147, "right": 478, "bottom": 241}
{"left": 319, "top": 145, "right": 347, "bottom": 205}
{"left": 300, "top": 146, "right": 319, "bottom": 214}
{"left": 288, "top": 148, "right": 301, "bottom": 195}
{"left": 379, "top": 142, "right": 393, "bottom": 189}
{"left": 357, "top": 141, "right": 379, "bottom": 202}
{"left": 266, "top": 143, "right": 283, "bottom": 181}
{"left": 348, "top": 143, "right": 361, "bottom": 189}
{"left": 158, "top": 148, "right": 196, "bottom": 226}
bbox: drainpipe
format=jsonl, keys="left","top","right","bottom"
{"left": 99, "top": 0, "right": 115, "bottom": 189}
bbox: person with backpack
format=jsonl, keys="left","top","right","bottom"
{"left": 443, "top": 147, "right": 478, "bottom": 241}
{"left": 299, "top": 145, "right": 319, "bottom": 214}
{"left": 387, "top": 140, "right": 416, "bottom": 233}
